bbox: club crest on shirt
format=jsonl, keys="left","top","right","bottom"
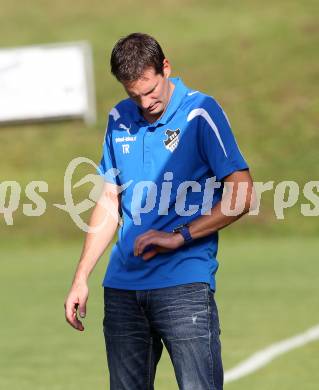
{"left": 163, "top": 129, "right": 180, "bottom": 152}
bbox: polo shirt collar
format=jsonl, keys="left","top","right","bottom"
{"left": 131, "top": 77, "right": 188, "bottom": 126}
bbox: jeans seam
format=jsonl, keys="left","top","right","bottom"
{"left": 147, "top": 337, "right": 153, "bottom": 390}
{"left": 206, "top": 285, "right": 216, "bottom": 389}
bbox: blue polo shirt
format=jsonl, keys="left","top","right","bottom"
{"left": 98, "top": 77, "right": 249, "bottom": 291}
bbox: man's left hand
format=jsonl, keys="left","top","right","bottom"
{"left": 134, "top": 230, "right": 185, "bottom": 260}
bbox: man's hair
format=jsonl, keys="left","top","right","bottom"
{"left": 110, "top": 33, "right": 166, "bottom": 82}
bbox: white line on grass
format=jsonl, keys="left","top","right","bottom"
{"left": 224, "top": 324, "right": 319, "bottom": 384}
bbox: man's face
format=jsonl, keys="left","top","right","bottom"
{"left": 122, "top": 60, "right": 173, "bottom": 122}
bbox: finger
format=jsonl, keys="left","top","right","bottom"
{"left": 73, "top": 302, "right": 85, "bottom": 330}
{"left": 78, "top": 299, "right": 87, "bottom": 319}
{"left": 134, "top": 234, "right": 144, "bottom": 256}
{"left": 66, "top": 314, "right": 84, "bottom": 331}
{"left": 65, "top": 302, "right": 85, "bottom": 331}
{"left": 143, "top": 245, "right": 171, "bottom": 260}
{"left": 142, "top": 248, "right": 158, "bottom": 261}
{"left": 134, "top": 231, "right": 156, "bottom": 256}
{"left": 137, "top": 236, "right": 158, "bottom": 256}
{"left": 139, "top": 232, "right": 168, "bottom": 254}
{"left": 65, "top": 300, "right": 76, "bottom": 322}
{"left": 137, "top": 231, "right": 171, "bottom": 256}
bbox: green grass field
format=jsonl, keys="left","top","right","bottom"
{"left": 0, "top": 236, "right": 318, "bottom": 389}
{"left": 0, "top": 0, "right": 318, "bottom": 388}
{"left": 0, "top": 0, "right": 318, "bottom": 239}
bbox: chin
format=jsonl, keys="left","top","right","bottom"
{"left": 151, "top": 105, "right": 164, "bottom": 115}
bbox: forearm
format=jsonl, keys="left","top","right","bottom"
{"left": 72, "top": 185, "right": 120, "bottom": 285}
{"left": 188, "top": 171, "right": 255, "bottom": 240}
{"left": 188, "top": 199, "right": 248, "bottom": 240}
{"left": 134, "top": 171, "right": 256, "bottom": 260}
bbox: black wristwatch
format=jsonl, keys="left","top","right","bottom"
{"left": 173, "top": 224, "right": 193, "bottom": 244}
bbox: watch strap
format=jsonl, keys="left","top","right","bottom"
{"left": 173, "top": 224, "right": 193, "bottom": 244}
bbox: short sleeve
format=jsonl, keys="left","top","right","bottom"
{"left": 199, "top": 97, "right": 249, "bottom": 181}
{"left": 97, "top": 113, "right": 120, "bottom": 185}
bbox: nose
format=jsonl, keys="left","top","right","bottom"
{"left": 139, "top": 96, "right": 153, "bottom": 110}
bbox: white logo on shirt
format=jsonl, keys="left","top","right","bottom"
{"left": 119, "top": 123, "right": 131, "bottom": 135}
{"left": 122, "top": 144, "right": 130, "bottom": 154}
{"left": 115, "top": 136, "right": 136, "bottom": 143}
{"left": 188, "top": 91, "right": 198, "bottom": 96}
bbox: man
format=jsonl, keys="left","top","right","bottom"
{"left": 65, "top": 33, "right": 255, "bottom": 390}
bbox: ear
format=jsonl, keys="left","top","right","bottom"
{"left": 162, "top": 58, "right": 171, "bottom": 78}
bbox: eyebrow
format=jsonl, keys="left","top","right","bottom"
{"left": 131, "top": 82, "right": 158, "bottom": 98}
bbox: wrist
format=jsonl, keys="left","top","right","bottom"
{"left": 172, "top": 223, "right": 193, "bottom": 245}
{"left": 73, "top": 273, "right": 88, "bottom": 287}
{"left": 172, "top": 231, "right": 185, "bottom": 247}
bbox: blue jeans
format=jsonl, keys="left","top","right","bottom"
{"left": 103, "top": 282, "right": 223, "bottom": 390}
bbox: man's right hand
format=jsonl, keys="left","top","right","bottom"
{"left": 64, "top": 282, "right": 89, "bottom": 331}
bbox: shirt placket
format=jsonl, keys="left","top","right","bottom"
{"left": 143, "top": 125, "right": 156, "bottom": 174}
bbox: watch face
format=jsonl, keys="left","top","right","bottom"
{"left": 173, "top": 224, "right": 184, "bottom": 233}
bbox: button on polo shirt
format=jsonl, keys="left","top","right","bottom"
{"left": 98, "top": 77, "right": 249, "bottom": 291}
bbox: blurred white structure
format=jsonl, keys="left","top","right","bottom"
{"left": 0, "top": 41, "right": 96, "bottom": 125}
